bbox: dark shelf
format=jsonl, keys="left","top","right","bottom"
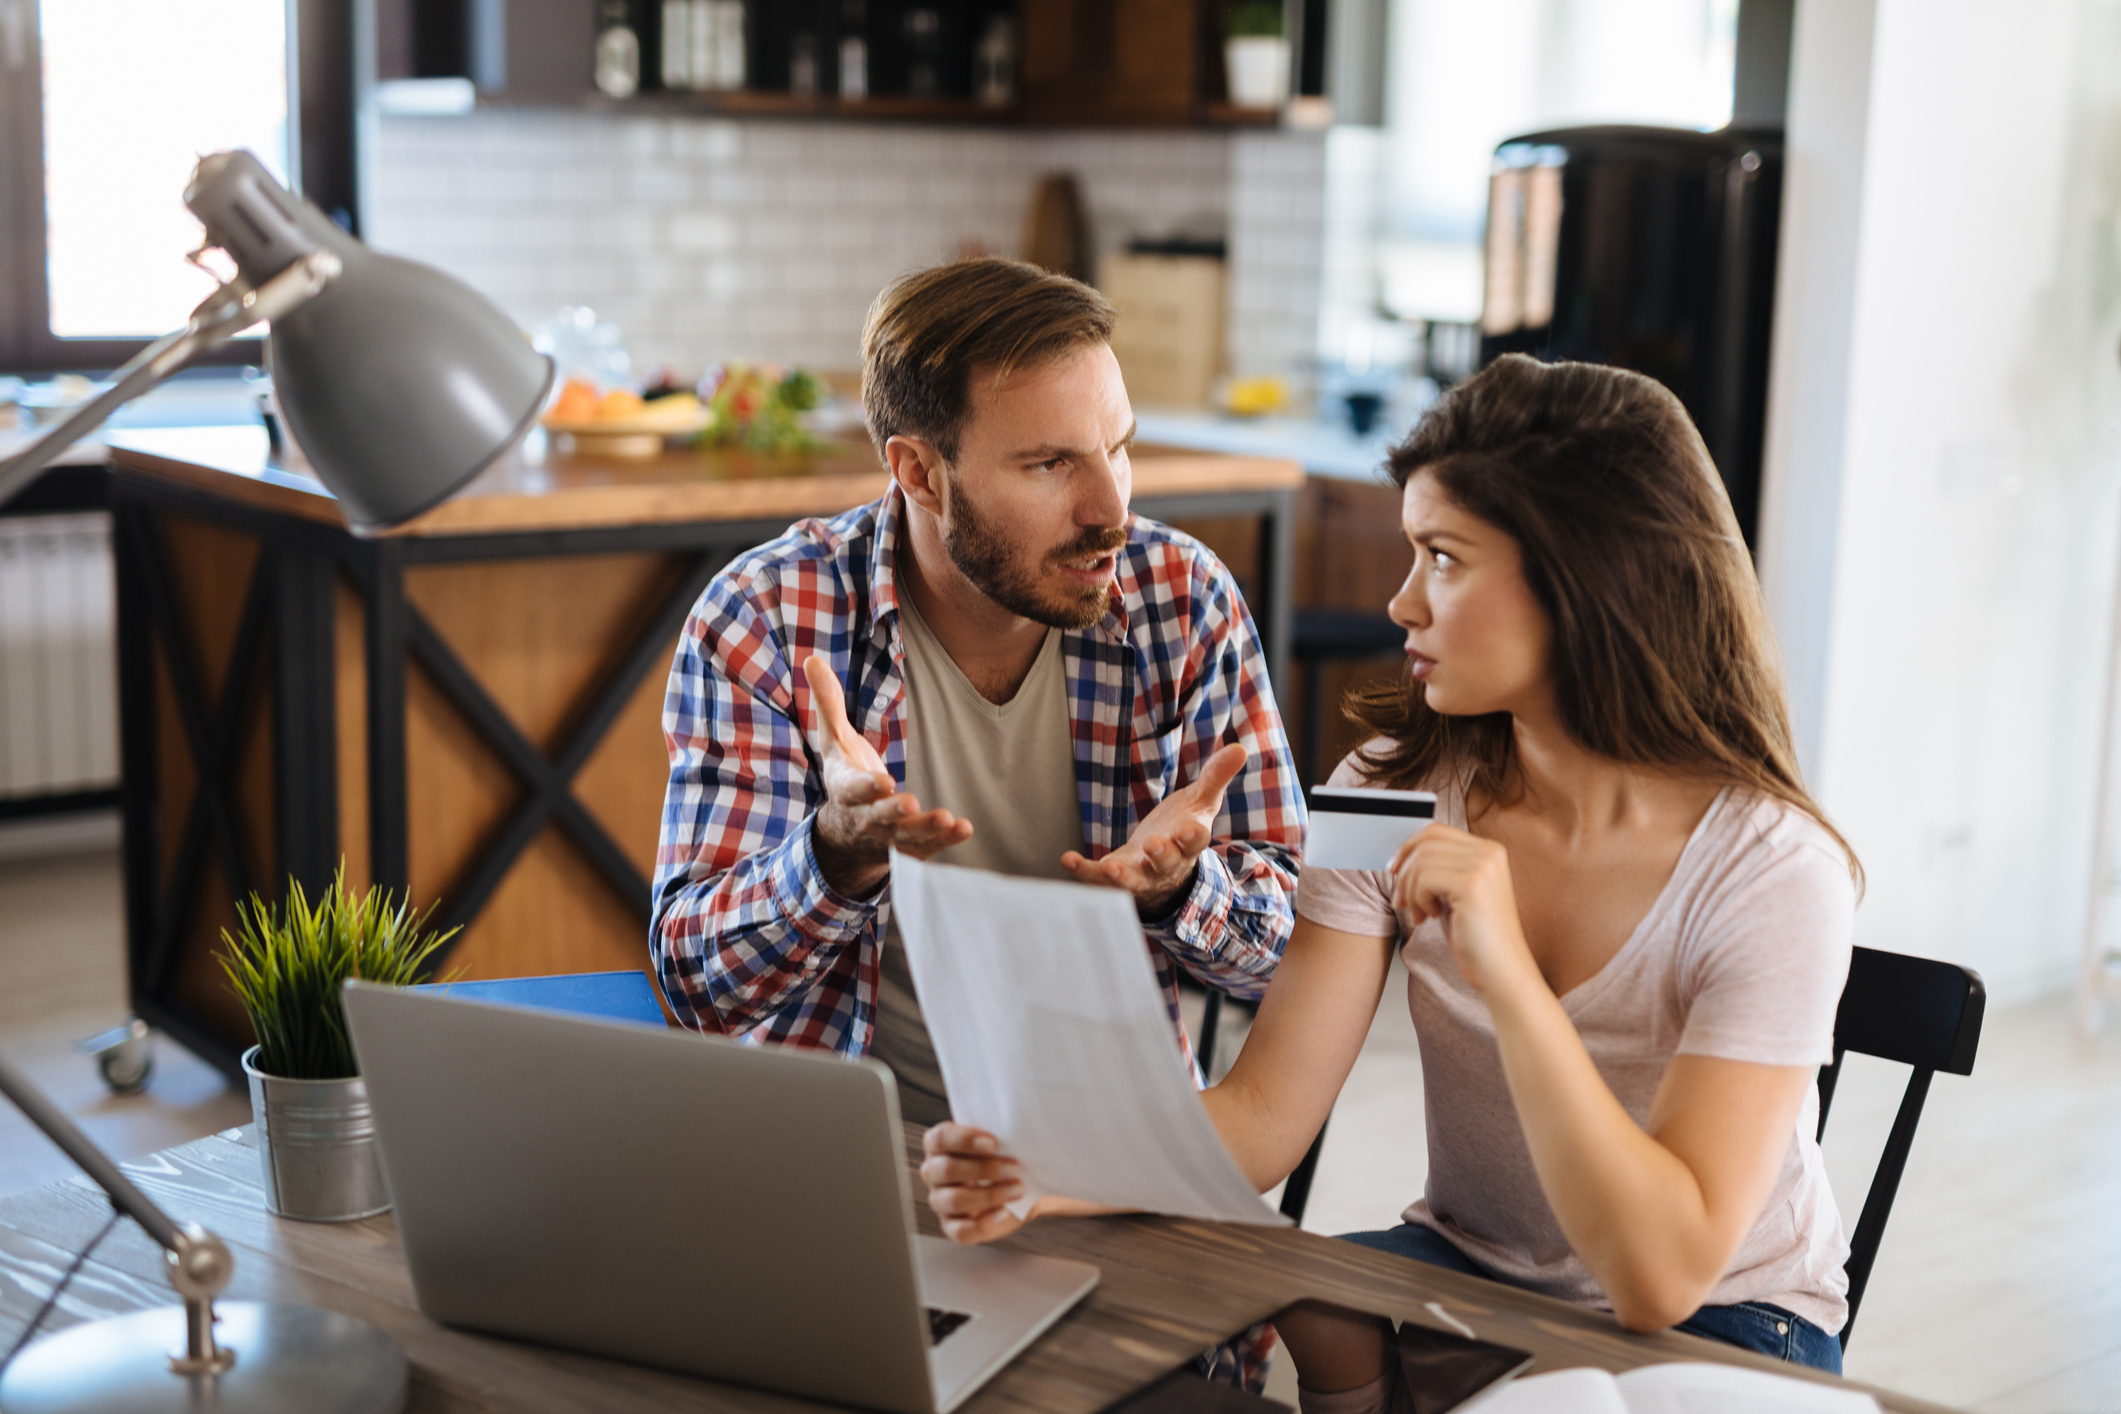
{"left": 1201, "top": 101, "right": 1282, "bottom": 127}
{"left": 605, "top": 89, "right": 1022, "bottom": 124}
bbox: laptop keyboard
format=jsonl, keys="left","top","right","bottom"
{"left": 926, "top": 1308, "right": 973, "bottom": 1346}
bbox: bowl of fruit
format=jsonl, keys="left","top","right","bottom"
{"left": 540, "top": 376, "right": 710, "bottom": 457}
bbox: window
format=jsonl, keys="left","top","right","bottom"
{"left": 40, "top": 0, "right": 290, "bottom": 339}
{"left": 0, "top": 0, "right": 352, "bottom": 374}
{"left": 1317, "top": 0, "right": 1739, "bottom": 374}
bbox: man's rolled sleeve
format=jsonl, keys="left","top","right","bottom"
{"left": 650, "top": 565, "right": 882, "bottom": 1050}
{"left": 1137, "top": 550, "right": 1304, "bottom": 1001}
{"left": 770, "top": 813, "right": 883, "bottom": 947}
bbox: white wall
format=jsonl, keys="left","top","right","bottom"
{"left": 364, "top": 113, "right": 1326, "bottom": 385}
{"left": 1762, "top": 0, "right": 2121, "bottom": 1001}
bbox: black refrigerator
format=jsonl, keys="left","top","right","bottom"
{"left": 1478, "top": 124, "right": 1783, "bottom": 547}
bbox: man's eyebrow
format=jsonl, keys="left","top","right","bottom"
{"left": 1001, "top": 424, "right": 1138, "bottom": 462}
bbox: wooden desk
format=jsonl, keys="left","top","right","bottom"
{"left": 0, "top": 1128, "right": 1958, "bottom": 1413}
{"left": 101, "top": 428, "right": 1303, "bottom": 1077}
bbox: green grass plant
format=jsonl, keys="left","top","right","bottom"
{"left": 1225, "top": 0, "right": 1284, "bottom": 38}
{"left": 218, "top": 867, "right": 459, "bottom": 1080}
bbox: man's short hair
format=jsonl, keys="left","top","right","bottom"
{"left": 861, "top": 257, "right": 1118, "bottom": 463}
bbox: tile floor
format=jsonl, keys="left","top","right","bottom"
{"left": 0, "top": 844, "right": 250, "bottom": 1199}
{"left": 4, "top": 841, "right": 2119, "bottom": 1412}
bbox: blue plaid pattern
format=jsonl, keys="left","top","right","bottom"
{"left": 651, "top": 486, "right": 1306, "bottom": 1055}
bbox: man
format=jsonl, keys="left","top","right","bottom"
{"left": 650, "top": 257, "right": 1304, "bottom": 1124}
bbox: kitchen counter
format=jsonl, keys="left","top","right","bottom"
{"left": 102, "top": 426, "right": 1302, "bottom": 1074}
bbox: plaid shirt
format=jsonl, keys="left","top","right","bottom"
{"left": 650, "top": 486, "right": 1305, "bottom": 1055}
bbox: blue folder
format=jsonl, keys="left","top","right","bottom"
{"left": 412, "top": 970, "right": 667, "bottom": 1028}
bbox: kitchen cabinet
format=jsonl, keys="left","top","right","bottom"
{"left": 377, "top": 0, "right": 596, "bottom": 103}
{"left": 1019, "top": 0, "right": 1200, "bottom": 126}
{"left": 371, "top": 0, "right": 1304, "bottom": 128}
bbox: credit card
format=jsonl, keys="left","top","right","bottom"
{"left": 1306, "top": 786, "right": 1438, "bottom": 872}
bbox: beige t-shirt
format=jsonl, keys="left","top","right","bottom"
{"left": 1295, "top": 751, "right": 1856, "bottom": 1333}
{"left": 871, "top": 592, "right": 1088, "bottom": 1126}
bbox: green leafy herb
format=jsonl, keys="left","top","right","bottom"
{"left": 697, "top": 362, "right": 830, "bottom": 453}
{"left": 217, "top": 866, "right": 459, "bottom": 1081}
{"left": 1225, "top": 0, "right": 1284, "bottom": 38}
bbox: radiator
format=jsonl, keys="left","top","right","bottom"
{"left": 0, "top": 513, "right": 119, "bottom": 800}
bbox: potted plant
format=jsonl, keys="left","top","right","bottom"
{"left": 219, "top": 868, "right": 457, "bottom": 1222}
{"left": 1224, "top": 0, "right": 1289, "bottom": 110}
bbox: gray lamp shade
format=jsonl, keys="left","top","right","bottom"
{"left": 185, "top": 151, "right": 553, "bottom": 531}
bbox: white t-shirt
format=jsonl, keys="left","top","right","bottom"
{"left": 1295, "top": 751, "right": 1856, "bottom": 1333}
{"left": 871, "top": 591, "right": 1087, "bottom": 1126}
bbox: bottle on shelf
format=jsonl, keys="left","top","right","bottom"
{"left": 790, "top": 32, "right": 820, "bottom": 97}
{"left": 687, "top": 0, "right": 714, "bottom": 88}
{"left": 838, "top": 0, "right": 868, "bottom": 100}
{"left": 660, "top": 0, "right": 690, "bottom": 88}
{"left": 904, "top": 7, "right": 940, "bottom": 98}
{"left": 712, "top": 0, "right": 746, "bottom": 90}
{"left": 594, "top": 0, "right": 641, "bottom": 98}
{"left": 974, "top": 14, "right": 1015, "bottom": 107}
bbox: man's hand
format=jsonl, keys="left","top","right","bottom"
{"left": 803, "top": 655, "right": 972, "bottom": 897}
{"left": 1061, "top": 741, "right": 1247, "bottom": 918}
{"left": 919, "top": 1123, "right": 1027, "bottom": 1245}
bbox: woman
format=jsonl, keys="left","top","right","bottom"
{"left": 919, "top": 355, "right": 1861, "bottom": 1407}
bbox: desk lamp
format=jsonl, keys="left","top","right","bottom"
{"left": 0, "top": 1055, "right": 405, "bottom": 1412}
{"left": 0, "top": 148, "right": 553, "bottom": 1413}
{"left": 0, "top": 148, "right": 554, "bottom": 530}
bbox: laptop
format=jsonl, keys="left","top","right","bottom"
{"left": 341, "top": 981, "right": 1099, "bottom": 1414}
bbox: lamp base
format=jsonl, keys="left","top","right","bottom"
{"left": 0, "top": 1301, "right": 405, "bottom": 1414}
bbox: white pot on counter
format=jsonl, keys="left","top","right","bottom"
{"left": 1225, "top": 36, "right": 1290, "bottom": 110}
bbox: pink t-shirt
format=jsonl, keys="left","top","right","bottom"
{"left": 1296, "top": 751, "right": 1856, "bottom": 1333}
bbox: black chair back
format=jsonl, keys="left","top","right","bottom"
{"left": 1193, "top": 990, "right": 1326, "bottom": 1222}
{"left": 1816, "top": 946, "right": 1985, "bottom": 1350}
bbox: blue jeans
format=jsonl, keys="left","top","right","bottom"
{"left": 1339, "top": 1223, "right": 1843, "bottom": 1376}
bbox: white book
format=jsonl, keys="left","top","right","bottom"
{"left": 1481, "top": 1362, "right": 1880, "bottom": 1414}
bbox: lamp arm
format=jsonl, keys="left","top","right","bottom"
{"left": 0, "top": 1051, "right": 184, "bottom": 1252}
{"left": 0, "top": 247, "right": 343, "bottom": 509}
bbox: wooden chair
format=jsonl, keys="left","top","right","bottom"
{"left": 1815, "top": 946, "right": 1986, "bottom": 1349}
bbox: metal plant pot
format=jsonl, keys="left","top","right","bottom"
{"left": 242, "top": 1047, "right": 392, "bottom": 1222}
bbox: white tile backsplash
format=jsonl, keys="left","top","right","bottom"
{"left": 367, "top": 112, "right": 1326, "bottom": 381}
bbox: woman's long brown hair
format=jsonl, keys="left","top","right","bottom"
{"left": 1345, "top": 354, "right": 1860, "bottom": 883}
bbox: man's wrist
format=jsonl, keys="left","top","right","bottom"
{"left": 1135, "top": 864, "right": 1199, "bottom": 923}
{"left": 812, "top": 815, "right": 889, "bottom": 899}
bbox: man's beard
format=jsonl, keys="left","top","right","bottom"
{"left": 941, "top": 480, "right": 1127, "bottom": 630}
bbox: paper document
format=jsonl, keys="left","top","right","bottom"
{"left": 890, "top": 852, "right": 1288, "bottom": 1227}
{"left": 1480, "top": 1363, "right": 1880, "bottom": 1414}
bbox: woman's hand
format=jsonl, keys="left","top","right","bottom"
{"left": 919, "top": 1123, "right": 1027, "bottom": 1244}
{"left": 1388, "top": 825, "right": 1538, "bottom": 997}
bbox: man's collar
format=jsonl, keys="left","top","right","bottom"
{"left": 867, "top": 483, "right": 1133, "bottom": 641}
{"left": 868, "top": 483, "right": 906, "bottom": 634}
